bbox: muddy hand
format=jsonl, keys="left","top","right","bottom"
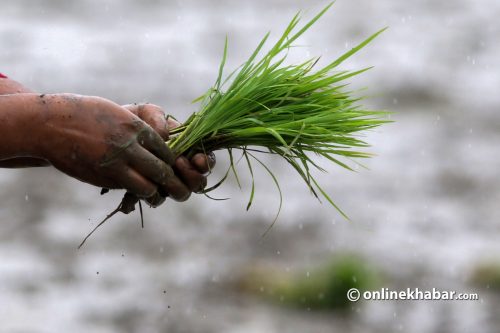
{"left": 122, "top": 103, "right": 216, "bottom": 207}
{"left": 29, "top": 94, "right": 197, "bottom": 202}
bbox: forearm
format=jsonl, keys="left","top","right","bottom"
{"left": 0, "top": 93, "right": 45, "bottom": 161}
{"left": 0, "top": 76, "right": 50, "bottom": 167}
{"left": 0, "top": 76, "right": 34, "bottom": 95}
{"left": 0, "top": 158, "right": 50, "bottom": 168}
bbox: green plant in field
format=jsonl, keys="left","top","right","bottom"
{"left": 168, "top": 3, "right": 389, "bottom": 227}
{"left": 237, "top": 254, "right": 381, "bottom": 311}
{"left": 471, "top": 261, "right": 500, "bottom": 291}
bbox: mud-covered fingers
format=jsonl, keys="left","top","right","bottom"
{"left": 137, "top": 127, "right": 175, "bottom": 165}
{"left": 143, "top": 192, "right": 167, "bottom": 208}
{"left": 163, "top": 176, "right": 191, "bottom": 202}
{"left": 137, "top": 104, "right": 169, "bottom": 140}
{"left": 114, "top": 167, "right": 158, "bottom": 199}
{"left": 175, "top": 156, "right": 207, "bottom": 193}
{"left": 191, "top": 152, "right": 216, "bottom": 174}
{"left": 122, "top": 104, "right": 139, "bottom": 115}
{"left": 123, "top": 104, "right": 170, "bottom": 140}
{"left": 127, "top": 146, "right": 175, "bottom": 184}
{"left": 127, "top": 147, "right": 191, "bottom": 202}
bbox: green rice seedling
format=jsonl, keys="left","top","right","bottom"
{"left": 168, "top": 4, "right": 388, "bottom": 224}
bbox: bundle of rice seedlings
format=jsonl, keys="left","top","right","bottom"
{"left": 168, "top": 4, "right": 388, "bottom": 219}
{"left": 79, "top": 3, "right": 388, "bottom": 248}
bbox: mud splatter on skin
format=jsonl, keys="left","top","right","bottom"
{"left": 99, "top": 131, "right": 142, "bottom": 167}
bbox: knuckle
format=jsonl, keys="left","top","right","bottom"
{"left": 129, "top": 182, "right": 156, "bottom": 198}
{"left": 145, "top": 193, "right": 166, "bottom": 208}
{"left": 175, "top": 156, "right": 190, "bottom": 169}
{"left": 164, "top": 178, "right": 191, "bottom": 202}
{"left": 188, "top": 174, "right": 205, "bottom": 192}
{"left": 174, "top": 190, "right": 191, "bottom": 202}
{"left": 122, "top": 104, "right": 137, "bottom": 114}
{"left": 140, "top": 187, "right": 157, "bottom": 199}
{"left": 139, "top": 103, "right": 165, "bottom": 117}
{"left": 157, "top": 165, "right": 175, "bottom": 185}
{"left": 195, "top": 176, "right": 208, "bottom": 193}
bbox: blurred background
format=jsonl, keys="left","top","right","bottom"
{"left": 1, "top": 0, "right": 499, "bottom": 332}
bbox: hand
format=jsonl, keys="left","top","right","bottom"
{"left": 121, "top": 103, "right": 216, "bottom": 206}
{"left": 1, "top": 74, "right": 216, "bottom": 205}
{"left": 123, "top": 103, "right": 215, "bottom": 173}
{"left": 32, "top": 94, "right": 214, "bottom": 203}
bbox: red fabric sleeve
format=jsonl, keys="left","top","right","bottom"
{"left": 0, "top": 73, "right": 8, "bottom": 78}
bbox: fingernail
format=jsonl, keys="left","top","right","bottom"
{"left": 207, "top": 152, "right": 216, "bottom": 166}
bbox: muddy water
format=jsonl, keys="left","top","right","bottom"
{"left": 1, "top": 1, "right": 499, "bottom": 332}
